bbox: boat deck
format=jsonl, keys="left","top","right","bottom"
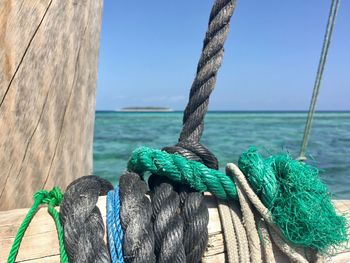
{"left": 1, "top": 196, "right": 349, "bottom": 262}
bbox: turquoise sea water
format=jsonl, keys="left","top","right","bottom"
{"left": 93, "top": 111, "right": 350, "bottom": 199}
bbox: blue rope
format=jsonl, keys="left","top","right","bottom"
{"left": 107, "top": 187, "right": 124, "bottom": 263}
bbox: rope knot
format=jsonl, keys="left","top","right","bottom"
{"left": 163, "top": 140, "right": 218, "bottom": 170}
{"left": 8, "top": 186, "right": 67, "bottom": 263}
{"left": 33, "top": 187, "right": 63, "bottom": 207}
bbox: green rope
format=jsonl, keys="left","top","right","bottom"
{"left": 127, "top": 146, "right": 238, "bottom": 200}
{"left": 7, "top": 187, "right": 68, "bottom": 263}
{"left": 298, "top": 0, "right": 340, "bottom": 161}
{"left": 128, "top": 146, "right": 348, "bottom": 252}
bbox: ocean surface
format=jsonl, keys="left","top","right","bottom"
{"left": 93, "top": 111, "right": 350, "bottom": 199}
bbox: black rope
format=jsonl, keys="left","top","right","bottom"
{"left": 151, "top": 182, "right": 186, "bottom": 263}
{"left": 152, "top": 1, "right": 237, "bottom": 262}
{"left": 181, "top": 192, "right": 209, "bottom": 263}
{"left": 119, "top": 172, "right": 156, "bottom": 263}
{"left": 60, "top": 176, "right": 113, "bottom": 263}
{"left": 180, "top": 0, "right": 236, "bottom": 148}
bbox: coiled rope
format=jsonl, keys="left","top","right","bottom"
{"left": 7, "top": 187, "right": 68, "bottom": 263}
{"left": 226, "top": 163, "right": 319, "bottom": 263}
{"left": 8, "top": 147, "right": 347, "bottom": 262}
{"left": 128, "top": 146, "right": 348, "bottom": 254}
{"left": 60, "top": 176, "right": 113, "bottom": 263}
{"left": 298, "top": 0, "right": 340, "bottom": 161}
{"left": 107, "top": 187, "right": 124, "bottom": 263}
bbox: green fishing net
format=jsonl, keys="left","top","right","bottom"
{"left": 238, "top": 147, "right": 348, "bottom": 252}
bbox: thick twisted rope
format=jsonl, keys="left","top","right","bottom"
{"left": 155, "top": 2, "right": 237, "bottom": 261}
{"left": 180, "top": 190, "right": 209, "bottom": 263}
{"left": 7, "top": 187, "right": 68, "bottom": 263}
{"left": 179, "top": 0, "right": 236, "bottom": 145}
{"left": 152, "top": 182, "right": 186, "bottom": 263}
{"left": 141, "top": 1, "right": 236, "bottom": 262}
{"left": 147, "top": 174, "right": 186, "bottom": 263}
{"left": 60, "top": 176, "right": 113, "bottom": 263}
{"left": 119, "top": 172, "right": 156, "bottom": 263}
{"left": 107, "top": 187, "right": 124, "bottom": 263}
{"left": 129, "top": 146, "right": 238, "bottom": 200}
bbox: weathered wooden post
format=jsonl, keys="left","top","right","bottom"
{"left": 0, "top": 0, "right": 103, "bottom": 210}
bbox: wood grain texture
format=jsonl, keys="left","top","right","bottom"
{"left": 0, "top": 0, "right": 103, "bottom": 210}
{"left": 0, "top": 197, "right": 349, "bottom": 263}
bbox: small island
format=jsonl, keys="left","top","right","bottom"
{"left": 120, "top": 107, "right": 173, "bottom": 112}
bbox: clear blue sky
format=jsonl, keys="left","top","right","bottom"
{"left": 96, "top": 1, "right": 350, "bottom": 111}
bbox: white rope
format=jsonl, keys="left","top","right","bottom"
{"left": 216, "top": 163, "right": 324, "bottom": 263}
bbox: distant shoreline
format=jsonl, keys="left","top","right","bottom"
{"left": 117, "top": 107, "right": 173, "bottom": 112}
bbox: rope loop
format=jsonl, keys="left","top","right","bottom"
{"left": 7, "top": 187, "right": 68, "bottom": 263}
{"left": 128, "top": 146, "right": 238, "bottom": 200}
{"left": 163, "top": 140, "right": 218, "bottom": 170}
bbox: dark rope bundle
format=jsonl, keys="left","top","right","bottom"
{"left": 60, "top": 176, "right": 113, "bottom": 263}
{"left": 58, "top": 1, "right": 237, "bottom": 262}
{"left": 119, "top": 172, "right": 156, "bottom": 263}
{"left": 150, "top": 1, "right": 237, "bottom": 262}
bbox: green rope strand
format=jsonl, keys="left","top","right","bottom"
{"left": 128, "top": 146, "right": 238, "bottom": 199}
{"left": 7, "top": 187, "right": 68, "bottom": 263}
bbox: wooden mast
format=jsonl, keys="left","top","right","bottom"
{"left": 0, "top": 0, "right": 103, "bottom": 210}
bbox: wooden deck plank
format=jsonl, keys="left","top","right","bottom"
{"left": 0, "top": 197, "right": 349, "bottom": 262}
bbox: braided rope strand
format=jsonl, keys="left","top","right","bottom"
{"left": 107, "top": 191, "right": 118, "bottom": 263}
{"left": 113, "top": 189, "right": 124, "bottom": 261}
{"left": 152, "top": 183, "right": 186, "bottom": 263}
{"left": 119, "top": 172, "right": 156, "bottom": 263}
{"left": 128, "top": 146, "right": 238, "bottom": 200}
{"left": 161, "top": 2, "right": 237, "bottom": 261}
{"left": 60, "top": 176, "right": 113, "bottom": 263}
{"left": 107, "top": 188, "right": 124, "bottom": 263}
{"left": 180, "top": 0, "right": 236, "bottom": 143}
